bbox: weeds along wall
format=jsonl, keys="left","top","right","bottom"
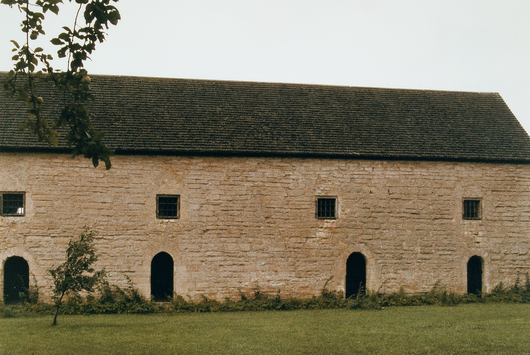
{"left": 1, "top": 152, "right": 530, "bottom": 302}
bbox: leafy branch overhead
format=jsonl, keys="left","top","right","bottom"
{"left": 1, "top": 0, "right": 120, "bottom": 169}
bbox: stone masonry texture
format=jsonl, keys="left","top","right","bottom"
{"left": 1, "top": 152, "right": 529, "bottom": 302}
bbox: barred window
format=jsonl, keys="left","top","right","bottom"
{"left": 1, "top": 192, "right": 25, "bottom": 216}
{"left": 317, "top": 197, "right": 337, "bottom": 219}
{"left": 463, "top": 199, "right": 481, "bottom": 220}
{"left": 157, "top": 195, "right": 180, "bottom": 219}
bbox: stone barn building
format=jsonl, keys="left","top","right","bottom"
{"left": 1, "top": 74, "right": 530, "bottom": 303}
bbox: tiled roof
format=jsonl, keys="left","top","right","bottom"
{"left": 1, "top": 73, "right": 530, "bottom": 163}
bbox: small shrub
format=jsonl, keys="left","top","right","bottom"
{"left": 1, "top": 304, "right": 15, "bottom": 318}
{"left": 171, "top": 295, "right": 195, "bottom": 312}
{"left": 19, "top": 279, "right": 39, "bottom": 305}
{"left": 7, "top": 273, "right": 530, "bottom": 317}
{"left": 347, "top": 292, "right": 382, "bottom": 310}
{"left": 49, "top": 228, "right": 105, "bottom": 325}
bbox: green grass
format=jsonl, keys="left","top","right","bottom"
{"left": 2, "top": 303, "right": 530, "bottom": 354}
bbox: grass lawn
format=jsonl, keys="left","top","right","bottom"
{"left": 2, "top": 303, "right": 530, "bottom": 354}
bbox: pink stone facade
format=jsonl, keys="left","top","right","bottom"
{"left": 1, "top": 152, "right": 530, "bottom": 301}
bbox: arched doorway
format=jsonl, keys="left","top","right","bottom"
{"left": 346, "top": 252, "right": 366, "bottom": 298}
{"left": 467, "top": 255, "right": 483, "bottom": 295}
{"left": 151, "top": 252, "right": 174, "bottom": 301}
{"left": 4, "top": 256, "right": 29, "bottom": 304}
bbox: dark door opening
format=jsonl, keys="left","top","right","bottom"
{"left": 467, "top": 255, "right": 483, "bottom": 295}
{"left": 346, "top": 252, "right": 366, "bottom": 298}
{"left": 4, "top": 256, "right": 29, "bottom": 304}
{"left": 151, "top": 252, "right": 174, "bottom": 301}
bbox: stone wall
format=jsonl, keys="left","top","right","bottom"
{"left": 1, "top": 152, "right": 530, "bottom": 301}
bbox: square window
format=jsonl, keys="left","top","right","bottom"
{"left": 157, "top": 195, "right": 180, "bottom": 219}
{"left": 1, "top": 192, "right": 25, "bottom": 216}
{"left": 317, "top": 197, "right": 337, "bottom": 219}
{"left": 463, "top": 199, "right": 481, "bottom": 220}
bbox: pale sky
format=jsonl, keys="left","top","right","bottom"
{"left": 1, "top": 0, "right": 529, "bottom": 133}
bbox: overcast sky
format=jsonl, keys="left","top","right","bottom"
{"left": 1, "top": 0, "right": 529, "bottom": 133}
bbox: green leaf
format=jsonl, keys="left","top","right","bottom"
{"left": 49, "top": 5, "right": 60, "bottom": 15}
{"left": 103, "top": 156, "right": 112, "bottom": 170}
{"left": 57, "top": 47, "right": 67, "bottom": 58}
{"left": 107, "top": 9, "right": 120, "bottom": 25}
{"left": 58, "top": 32, "right": 70, "bottom": 41}
{"left": 50, "top": 38, "right": 63, "bottom": 45}
{"left": 1, "top": 0, "right": 20, "bottom": 5}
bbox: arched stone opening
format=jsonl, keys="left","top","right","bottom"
{"left": 151, "top": 252, "right": 174, "bottom": 302}
{"left": 346, "top": 252, "right": 366, "bottom": 298}
{"left": 467, "top": 255, "right": 483, "bottom": 295}
{"left": 4, "top": 256, "right": 29, "bottom": 304}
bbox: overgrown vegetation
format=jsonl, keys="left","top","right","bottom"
{"left": 3, "top": 274, "right": 530, "bottom": 318}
